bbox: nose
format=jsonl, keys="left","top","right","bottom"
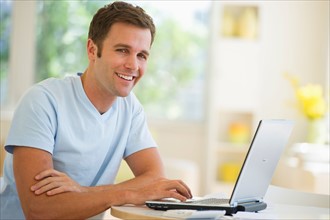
{"left": 125, "top": 55, "right": 139, "bottom": 71}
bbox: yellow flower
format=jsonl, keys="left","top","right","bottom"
{"left": 284, "top": 73, "right": 327, "bottom": 120}
{"left": 296, "top": 84, "right": 326, "bottom": 120}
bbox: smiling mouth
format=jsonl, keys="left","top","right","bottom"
{"left": 116, "top": 72, "right": 134, "bottom": 81}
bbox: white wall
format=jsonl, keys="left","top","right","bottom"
{"left": 258, "top": 1, "right": 329, "bottom": 144}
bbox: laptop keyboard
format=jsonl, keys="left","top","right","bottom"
{"left": 184, "top": 198, "right": 229, "bottom": 205}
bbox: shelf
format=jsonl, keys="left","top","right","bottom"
{"left": 216, "top": 142, "right": 249, "bottom": 153}
{"left": 216, "top": 111, "right": 254, "bottom": 143}
{"left": 205, "top": 1, "right": 261, "bottom": 195}
{"left": 220, "top": 4, "right": 259, "bottom": 40}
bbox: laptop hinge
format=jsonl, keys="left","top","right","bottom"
{"left": 234, "top": 197, "right": 263, "bottom": 206}
{"left": 237, "top": 201, "right": 267, "bottom": 213}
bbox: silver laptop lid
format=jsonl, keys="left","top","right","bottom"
{"left": 229, "top": 119, "right": 294, "bottom": 206}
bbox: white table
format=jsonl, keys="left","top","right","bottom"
{"left": 111, "top": 203, "right": 330, "bottom": 220}
{"left": 111, "top": 185, "right": 329, "bottom": 219}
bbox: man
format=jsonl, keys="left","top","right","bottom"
{"left": 0, "top": 2, "right": 192, "bottom": 219}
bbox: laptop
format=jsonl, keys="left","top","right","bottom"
{"left": 146, "top": 119, "right": 294, "bottom": 215}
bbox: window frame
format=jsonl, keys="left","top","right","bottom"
{"left": 1, "top": 1, "right": 37, "bottom": 112}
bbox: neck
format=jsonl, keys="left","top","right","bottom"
{"left": 81, "top": 69, "right": 116, "bottom": 114}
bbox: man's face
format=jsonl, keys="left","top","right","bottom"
{"left": 89, "top": 22, "right": 151, "bottom": 98}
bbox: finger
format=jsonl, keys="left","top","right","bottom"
{"left": 31, "top": 177, "right": 71, "bottom": 195}
{"left": 35, "top": 169, "right": 62, "bottom": 180}
{"left": 31, "top": 176, "right": 58, "bottom": 191}
{"left": 166, "top": 190, "right": 188, "bottom": 202}
{"left": 165, "top": 180, "right": 192, "bottom": 199}
{"left": 34, "top": 180, "right": 63, "bottom": 195}
{"left": 176, "top": 180, "right": 193, "bottom": 198}
{"left": 31, "top": 178, "right": 51, "bottom": 191}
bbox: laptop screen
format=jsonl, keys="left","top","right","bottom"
{"left": 229, "top": 119, "right": 294, "bottom": 205}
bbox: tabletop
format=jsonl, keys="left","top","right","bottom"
{"left": 111, "top": 203, "right": 330, "bottom": 220}
{"left": 111, "top": 205, "right": 174, "bottom": 220}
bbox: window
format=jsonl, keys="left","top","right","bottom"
{"left": 0, "top": 0, "right": 12, "bottom": 105}
{"left": 35, "top": 1, "right": 101, "bottom": 80}
{"left": 5, "top": 1, "right": 211, "bottom": 121}
{"left": 133, "top": 1, "right": 210, "bottom": 120}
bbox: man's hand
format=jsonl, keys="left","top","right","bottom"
{"left": 123, "top": 178, "right": 193, "bottom": 205}
{"left": 30, "top": 169, "right": 88, "bottom": 196}
{"left": 114, "top": 148, "right": 192, "bottom": 205}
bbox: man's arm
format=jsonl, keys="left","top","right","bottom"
{"left": 121, "top": 147, "right": 193, "bottom": 202}
{"left": 116, "top": 148, "right": 166, "bottom": 187}
{"left": 82, "top": 147, "right": 192, "bottom": 199}
{"left": 128, "top": 147, "right": 165, "bottom": 175}
{"left": 14, "top": 147, "right": 192, "bottom": 219}
{"left": 107, "top": 147, "right": 192, "bottom": 202}
{"left": 31, "top": 147, "right": 192, "bottom": 201}
{"left": 13, "top": 147, "right": 124, "bottom": 219}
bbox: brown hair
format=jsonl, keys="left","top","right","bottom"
{"left": 88, "top": 1, "right": 156, "bottom": 57}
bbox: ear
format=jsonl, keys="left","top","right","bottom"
{"left": 87, "top": 39, "right": 98, "bottom": 61}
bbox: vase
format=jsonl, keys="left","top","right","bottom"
{"left": 307, "top": 119, "right": 327, "bottom": 144}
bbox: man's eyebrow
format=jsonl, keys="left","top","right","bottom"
{"left": 114, "top": 43, "right": 150, "bottom": 56}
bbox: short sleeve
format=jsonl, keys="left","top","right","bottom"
{"left": 5, "top": 85, "right": 57, "bottom": 154}
{"left": 124, "top": 94, "right": 157, "bottom": 158}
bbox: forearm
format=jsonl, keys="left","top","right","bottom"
{"left": 119, "top": 147, "right": 166, "bottom": 189}
{"left": 116, "top": 169, "right": 165, "bottom": 189}
{"left": 89, "top": 170, "right": 165, "bottom": 193}
{"left": 13, "top": 147, "right": 126, "bottom": 219}
{"left": 27, "top": 171, "right": 162, "bottom": 218}
{"left": 24, "top": 186, "right": 126, "bottom": 219}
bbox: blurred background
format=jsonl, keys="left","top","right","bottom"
{"left": 0, "top": 1, "right": 329, "bottom": 196}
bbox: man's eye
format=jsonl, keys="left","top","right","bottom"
{"left": 138, "top": 54, "right": 147, "bottom": 60}
{"left": 117, "top": 49, "right": 128, "bottom": 53}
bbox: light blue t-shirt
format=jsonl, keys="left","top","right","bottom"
{"left": 0, "top": 74, "right": 157, "bottom": 219}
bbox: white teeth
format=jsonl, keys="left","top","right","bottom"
{"left": 117, "top": 73, "right": 133, "bottom": 81}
